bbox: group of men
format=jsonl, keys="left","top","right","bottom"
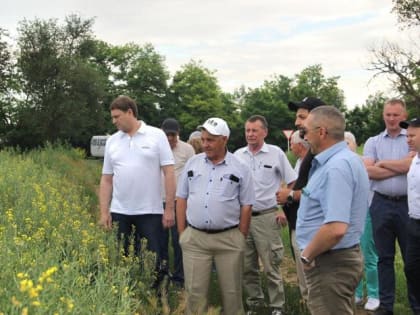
{"left": 99, "top": 95, "right": 420, "bottom": 315}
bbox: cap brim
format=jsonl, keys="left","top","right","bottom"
{"left": 288, "top": 101, "right": 310, "bottom": 111}
{"left": 399, "top": 121, "right": 409, "bottom": 129}
{"left": 163, "top": 129, "right": 178, "bottom": 134}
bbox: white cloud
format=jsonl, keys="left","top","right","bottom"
{"left": 3, "top": 0, "right": 418, "bottom": 108}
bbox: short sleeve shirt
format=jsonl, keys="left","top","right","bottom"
{"left": 102, "top": 121, "right": 174, "bottom": 215}
{"left": 296, "top": 142, "right": 369, "bottom": 250}
{"left": 363, "top": 129, "right": 409, "bottom": 196}
{"left": 408, "top": 154, "right": 420, "bottom": 219}
{"left": 234, "top": 143, "right": 297, "bottom": 211}
{"left": 176, "top": 152, "right": 255, "bottom": 230}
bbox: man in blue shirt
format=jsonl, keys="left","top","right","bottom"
{"left": 363, "top": 99, "right": 419, "bottom": 315}
{"left": 296, "top": 106, "right": 369, "bottom": 315}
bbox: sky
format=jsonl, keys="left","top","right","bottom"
{"left": 2, "top": 0, "right": 417, "bottom": 108}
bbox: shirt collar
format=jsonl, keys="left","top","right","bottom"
{"left": 118, "top": 120, "right": 146, "bottom": 139}
{"left": 136, "top": 120, "right": 147, "bottom": 134}
{"left": 204, "top": 151, "right": 231, "bottom": 166}
{"left": 314, "top": 141, "right": 347, "bottom": 167}
{"left": 383, "top": 128, "right": 407, "bottom": 137}
{"left": 244, "top": 142, "right": 269, "bottom": 155}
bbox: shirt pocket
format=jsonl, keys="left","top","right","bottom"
{"left": 257, "top": 164, "right": 275, "bottom": 185}
{"left": 219, "top": 175, "right": 240, "bottom": 200}
{"left": 187, "top": 173, "right": 202, "bottom": 194}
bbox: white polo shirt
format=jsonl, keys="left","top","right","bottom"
{"left": 408, "top": 154, "right": 420, "bottom": 219}
{"left": 103, "top": 121, "right": 174, "bottom": 215}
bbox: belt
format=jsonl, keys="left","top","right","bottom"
{"left": 188, "top": 223, "right": 238, "bottom": 234}
{"left": 323, "top": 243, "right": 359, "bottom": 255}
{"left": 252, "top": 207, "right": 277, "bottom": 217}
{"left": 409, "top": 217, "right": 420, "bottom": 224}
{"left": 375, "top": 191, "right": 407, "bottom": 201}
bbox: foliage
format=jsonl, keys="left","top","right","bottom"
{"left": 369, "top": 1, "right": 420, "bottom": 116}
{"left": 392, "top": 0, "right": 420, "bottom": 28}
{"left": 0, "top": 145, "right": 165, "bottom": 314}
{"left": 164, "top": 60, "right": 230, "bottom": 140}
{"left": 5, "top": 15, "right": 108, "bottom": 150}
{"left": 102, "top": 42, "right": 170, "bottom": 127}
{"left": 238, "top": 65, "right": 345, "bottom": 150}
{"left": 368, "top": 42, "right": 420, "bottom": 116}
{"left": 345, "top": 93, "right": 386, "bottom": 144}
{"left": 288, "top": 65, "right": 346, "bottom": 112}
{"left": 0, "top": 146, "right": 413, "bottom": 314}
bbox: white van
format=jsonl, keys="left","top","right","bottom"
{"left": 90, "top": 135, "right": 109, "bottom": 157}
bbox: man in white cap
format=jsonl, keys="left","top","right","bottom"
{"left": 176, "top": 117, "right": 255, "bottom": 315}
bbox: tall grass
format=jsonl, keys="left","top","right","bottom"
{"left": 0, "top": 145, "right": 413, "bottom": 314}
{"left": 0, "top": 145, "right": 162, "bottom": 314}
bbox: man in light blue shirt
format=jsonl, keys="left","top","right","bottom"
{"left": 296, "top": 106, "right": 369, "bottom": 315}
{"left": 363, "top": 99, "right": 419, "bottom": 315}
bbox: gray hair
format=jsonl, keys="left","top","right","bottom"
{"left": 344, "top": 131, "right": 356, "bottom": 145}
{"left": 310, "top": 106, "right": 345, "bottom": 141}
{"left": 291, "top": 130, "right": 310, "bottom": 149}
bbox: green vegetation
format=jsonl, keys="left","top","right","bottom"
{"left": 0, "top": 146, "right": 414, "bottom": 314}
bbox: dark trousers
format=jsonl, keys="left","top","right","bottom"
{"left": 370, "top": 193, "right": 420, "bottom": 311}
{"left": 405, "top": 218, "right": 420, "bottom": 304}
{"left": 160, "top": 203, "right": 184, "bottom": 283}
{"left": 111, "top": 213, "right": 164, "bottom": 286}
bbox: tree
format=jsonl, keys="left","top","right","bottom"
{"left": 392, "top": 0, "right": 420, "bottom": 28}
{"left": 0, "top": 28, "right": 14, "bottom": 138}
{"left": 345, "top": 93, "right": 386, "bottom": 144}
{"left": 368, "top": 42, "right": 420, "bottom": 115}
{"left": 368, "top": 1, "right": 420, "bottom": 116}
{"left": 102, "top": 43, "right": 169, "bottom": 127}
{"left": 239, "top": 65, "right": 346, "bottom": 150}
{"left": 238, "top": 76, "right": 295, "bottom": 150}
{"left": 9, "top": 15, "right": 108, "bottom": 150}
{"left": 289, "top": 65, "right": 346, "bottom": 112}
{"left": 164, "top": 60, "right": 228, "bottom": 140}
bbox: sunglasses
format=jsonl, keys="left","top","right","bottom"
{"left": 299, "top": 126, "right": 321, "bottom": 138}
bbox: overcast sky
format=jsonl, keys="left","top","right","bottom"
{"left": 2, "top": 0, "right": 417, "bottom": 108}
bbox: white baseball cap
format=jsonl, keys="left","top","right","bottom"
{"left": 198, "top": 117, "right": 230, "bottom": 138}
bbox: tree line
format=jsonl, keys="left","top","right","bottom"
{"left": 0, "top": 0, "right": 418, "bottom": 152}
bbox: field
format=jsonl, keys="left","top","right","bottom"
{"left": 0, "top": 146, "right": 412, "bottom": 314}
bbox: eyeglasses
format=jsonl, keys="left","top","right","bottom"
{"left": 299, "top": 126, "right": 321, "bottom": 138}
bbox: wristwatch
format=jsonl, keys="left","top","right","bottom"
{"left": 300, "top": 255, "right": 312, "bottom": 265}
{"left": 286, "top": 190, "right": 294, "bottom": 204}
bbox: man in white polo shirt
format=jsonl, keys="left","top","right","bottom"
{"left": 99, "top": 95, "right": 176, "bottom": 290}
{"left": 176, "top": 117, "right": 255, "bottom": 315}
{"left": 400, "top": 117, "right": 420, "bottom": 305}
